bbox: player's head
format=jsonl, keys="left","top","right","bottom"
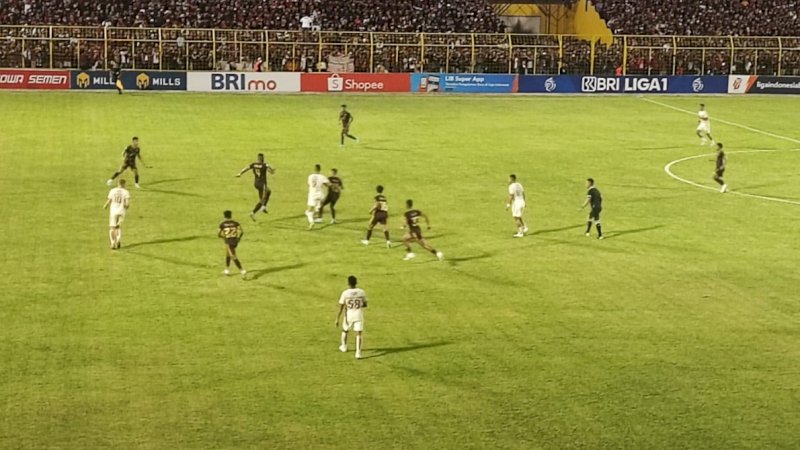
{"left": 716, "top": 142, "right": 724, "bottom": 151}
{"left": 699, "top": 103, "right": 705, "bottom": 110}
{"left": 347, "top": 275, "right": 357, "bottom": 287}
{"left": 376, "top": 185, "right": 384, "bottom": 193}
{"left": 586, "top": 177, "right": 595, "bottom": 187}
{"left": 341, "top": 104, "right": 347, "bottom": 110}
{"left": 132, "top": 136, "right": 139, "bottom": 147}
{"left": 118, "top": 179, "right": 127, "bottom": 188}
{"left": 509, "top": 174, "right": 517, "bottom": 183}
{"left": 314, "top": 164, "right": 321, "bottom": 173}
{"left": 257, "top": 153, "right": 264, "bottom": 162}
{"left": 330, "top": 168, "right": 338, "bottom": 175}
{"left": 223, "top": 210, "right": 232, "bottom": 219}
{"left": 406, "top": 199, "right": 413, "bottom": 208}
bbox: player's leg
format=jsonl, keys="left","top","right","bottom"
{"left": 250, "top": 186, "right": 264, "bottom": 220}
{"left": 339, "top": 325, "right": 349, "bottom": 352}
{"left": 403, "top": 233, "right": 416, "bottom": 260}
{"left": 108, "top": 226, "right": 116, "bottom": 248}
{"left": 319, "top": 196, "right": 330, "bottom": 220}
{"left": 418, "top": 237, "right": 444, "bottom": 260}
{"left": 354, "top": 329, "right": 363, "bottom": 359}
{"left": 227, "top": 243, "right": 245, "bottom": 275}
{"left": 107, "top": 164, "right": 126, "bottom": 184}
{"left": 132, "top": 167, "right": 140, "bottom": 188}
{"left": 340, "top": 129, "right": 346, "bottom": 146}
{"left": 362, "top": 220, "right": 375, "bottom": 244}
{"left": 381, "top": 223, "right": 390, "bottom": 247}
{"left": 594, "top": 210, "right": 603, "bottom": 239}
{"left": 329, "top": 198, "right": 338, "bottom": 223}
{"left": 261, "top": 187, "right": 272, "bottom": 212}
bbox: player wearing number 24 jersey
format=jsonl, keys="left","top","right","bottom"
{"left": 335, "top": 275, "right": 367, "bottom": 359}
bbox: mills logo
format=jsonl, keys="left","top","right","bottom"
{"left": 136, "top": 73, "right": 150, "bottom": 90}
{"left": 76, "top": 72, "right": 91, "bottom": 88}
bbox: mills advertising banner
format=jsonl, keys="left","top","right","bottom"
{"left": 71, "top": 70, "right": 187, "bottom": 91}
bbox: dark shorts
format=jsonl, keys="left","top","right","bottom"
{"left": 715, "top": 169, "right": 725, "bottom": 178}
{"left": 408, "top": 227, "right": 424, "bottom": 240}
{"left": 255, "top": 183, "right": 270, "bottom": 198}
{"left": 122, "top": 160, "right": 137, "bottom": 170}
{"left": 225, "top": 238, "right": 239, "bottom": 251}
{"left": 342, "top": 123, "right": 351, "bottom": 133}
{"left": 370, "top": 211, "right": 388, "bottom": 226}
{"left": 323, "top": 192, "right": 340, "bottom": 206}
{"left": 589, "top": 207, "right": 602, "bottom": 221}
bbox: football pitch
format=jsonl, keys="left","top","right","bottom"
{"left": 1, "top": 91, "right": 799, "bottom": 449}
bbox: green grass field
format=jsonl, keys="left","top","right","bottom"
{"left": 1, "top": 91, "right": 799, "bottom": 449}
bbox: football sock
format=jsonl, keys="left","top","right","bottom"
{"left": 305, "top": 210, "right": 314, "bottom": 223}
{"left": 366, "top": 229, "right": 373, "bottom": 240}
{"left": 347, "top": 134, "right": 358, "bottom": 141}
{"left": 110, "top": 171, "right": 121, "bottom": 180}
{"left": 330, "top": 206, "right": 336, "bottom": 220}
{"left": 356, "top": 335, "right": 362, "bottom": 353}
{"left": 233, "top": 259, "right": 242, "bottom": 270}
{"left": 252, "top": 203, "right": 262, "bottom": 214}
{"left": 340, "top": 332, "right": 347, "bottom": 347}
{"left": 116, "top": 229, "right": 121, "bottom": 244}
{"left": 340, "top": 135, "right": 345, "bottom": 145}
{"left": 586, "top": 221, "right": 593, "bottom": 233}
{"left": 134, "top": 174, "right": 140, "bottom": 184}
{"left": 263, "top": 191, "right": 271, "bottom": 206}
{"left": 225, "top": 256, "right": 231, "bottom": 267}
{"left": 383, "top": 231, "right": 390, "bottom": 241}
{"left": 429, "top": 249, "right": 437, "bottom": 255}
{"left": 596, "top": 223, "right": 603, "bottom": 237}
{"left": 109, "top": 229, "right": 115, "bottom": 245}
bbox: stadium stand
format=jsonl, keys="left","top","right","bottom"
{"left": 594, "top": 0, "right": 800, "bottom": 36}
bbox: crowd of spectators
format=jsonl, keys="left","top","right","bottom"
{"left": 594, "top": 0, "right": 799, "bottom": 36}
{"left": 0, "top": 0, "right": 502, "bottom": 33}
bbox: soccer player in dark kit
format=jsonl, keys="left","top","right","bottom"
{"left": 320, "top": 168, "right": 344, "bottom": 224}
{"left": 107, "top": 137, "right": 148, "bottom": 188}
{"left": 402, "top": 199, "right": 444, "bottom": 261}
{"left": 236, "top": 153, "right": 276, "bottom": 220}
{"left": 712, "top": 143, "right": 728, "bottom": 193}
{"left": 110, "top": 64, "right": 123, "bottom": 94}
{"left": 339, "top": 104, "right": 359, "bottom": 148}
{"left": 218, "top": 210, "right": 246, "bottom": 278}
{"left": 582, "top": 178, "right": 603, "bottom": 239}
{"left": 361, "top": 185, "right": 390, "bottom": 247}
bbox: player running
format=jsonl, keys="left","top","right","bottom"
{"left": 506, "top": 174, "right": 529, "bottom": 238}
{"left": 697, "top": 104, "right": 716, "bottom": 146}
{"left": 110, "top": 64, "right": 123, "bottom": 94}
{"left": 402, "top": 199, "right": 444, "bottom": 261}
{"left": 320, "top": 168, "right": 343, "bottom": 224}
{"left": 107, "top": 137, "right": 148, "bottom": 188}
{"left": 582, "top": 178, "right": 604, "bottom": 240}
{"left": 361, "top": 185, "right": 391, "bottom": 247}
{"left": 306, "top": 164, "right": 329, "bottom": 229}
{"left": 339, "top": 104, "right": 359, "bottom": 148}
{"left": 218, "top": 210, "right": 246, "bottom": 277}
{"left": 103, "top": 179, "right": 130, "bottom": 249}
{"left": 236, "top": 153, "right": 276, "bottom": 221}
{"left": 712, "top": 143, "right": 728, "bottom": 193}
{"left": 335, "top": 275, "right": 368, "bottom": 360}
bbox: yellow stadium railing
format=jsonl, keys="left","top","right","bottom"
{"left": 1, "top": 26, "right": 798, "bottom": 76}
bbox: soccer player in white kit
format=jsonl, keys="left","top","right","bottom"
{"left": 103, "top": 179, "right": 131, "bottom": 249}
{"left": 335, "top": 275, "right": 368, "bottom": 359}
{"left": 697, "top": 104, "right": 716, "bottom": 146}
{"left": 305, "top": 163, "right": 329, "bottom": 229}
{"left": 506, "top": 174, "right": 528, "bottom": 238}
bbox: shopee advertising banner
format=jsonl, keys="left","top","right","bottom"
{"left": 0, "top": 69, "right": 70, "bottom": 90}
{"left": 301, "top": 73, "right": 410, "bottom": 93}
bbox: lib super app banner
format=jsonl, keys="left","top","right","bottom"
{"left": 411, "top": 73, "right": 518, "bottom": 93}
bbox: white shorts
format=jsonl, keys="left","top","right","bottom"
{"left": 697, "top": 123, "right": 711, "bottom": 134}
{"left": 511, "top": 201, "right": 525, "bottom": 218}
{"left": 307, "top": 194, "right": 324, "bottom": 208}
{"left": 343, "top": 319, "right": 363, "bottom": 332}
{"left": 109, "top": 213, "right": 125, "bottom": 227}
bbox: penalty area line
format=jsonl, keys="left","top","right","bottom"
{"left": 640, "top": 97, "right": 800, "bottom": 145}
{"left": 664, "top": 149, "right": 800, "bottom": 206}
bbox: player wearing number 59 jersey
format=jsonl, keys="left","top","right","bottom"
{"left": 335, "top": 275, "right": 367, "bottom": 359}
{"left": 218, "top": 210, "right": 246, "bottom": 277}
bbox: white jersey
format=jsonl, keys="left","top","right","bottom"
{"left": 339, "top": 287, "right": 367, "bottom": 324}
{"left": 697, "top": 110, "right": 711, "bottom": 132}
{"left": 107, "top": 187, "right": 130, "bottom": 215}
{"left": 308, "top": 173, "right": 329, "bottom": 199}
{"left": 698, "top": 110, "right": 709, "bottom": 122}
{"left": 300, "top": 16, "right": 313, "bottom": 29}
{"left": 508, "top": 182, "right": 525, "bottom": 203}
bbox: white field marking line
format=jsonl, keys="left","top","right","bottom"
{"left": 641, "top": 97, "right": 800, "bottom": 145}
{"left": 664, "top": 149, "right": 800, "bottom": 206}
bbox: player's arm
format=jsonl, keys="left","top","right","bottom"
{"left": 103, "top": 198, "right": 110, "bottom": 209}
{"left": 267, "top": 165, "right": 276, "bottom": 175}
{"left": 335, "top": 295, "right": 346, "bottom": 327}
{"left": 123, "top": 198, "right": 130, "bottom": 210}
{"left": 237, "top": 224, "right": 244, "bottom": 239}
{"left": 422, "top": 213, "right": 432, "bottom": 230}
{"left": 506, "top": 192, "right": 513, "bottom": 209}
{"left": 235, "top": 165, "right": 251, "bottom": 177}
{"left": 362, "top": 294, "right": 367, "bottom": 308}
{"left": 217, "top": 226, "right": 224, "bottom": 238}
{"left": 581, "top": 195, "right": 590, "bottom": 209}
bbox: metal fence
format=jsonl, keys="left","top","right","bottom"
{"left": 1, "top": 26, "right": 799, "bottom": 76}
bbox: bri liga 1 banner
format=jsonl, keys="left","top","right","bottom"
{"left": 517, "top": 75, "right": 729, "bottom": 94}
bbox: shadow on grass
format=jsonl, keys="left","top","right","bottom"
{"left": 247, "top": 262, "right": 307, "bottom": 281}
{"left": 143, "top": 187, "right": 203, "bottom": 198}
{"left": 361, "top": 341, "right": 452, "bottom": 359}
{"left": 362, "top": 145, "right": 410, "bottom": 153}
{"left": 125, "top": 250, "right": 210, "bottom": 269}
{"left": 123, "top": 235, "right": 204, "bottom": 250}
{"left": 447, "top": 252, "right": 493, "bottom": 265}
{"left": 146, "top": 177, "right": 192, "bottom": 186}
{"left": 602, "top": 225, "right": 665, "bottom": 240}
{"left": 531, "top": 224, "right": 584, "bottom": 236}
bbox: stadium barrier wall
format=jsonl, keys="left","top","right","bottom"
{"left": 187, "top": 72, "right": 300, "bottom": 92}
{"left": 518, "top": 75, "right": 729, "bottom": 94}
{"left": 411, "top": 73, "right": 518, "bottom": 93}
{"left": 300, "top": 73, "right": 410, "bottom": 93}
{"left": 728, "top": 75, "right": 800, "bottom": 94}
{"left": 0, "top": 69, "right": 69, "bottom": 90}
{"left": 71, "top": 70, "right": 187, "bottom": 91}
